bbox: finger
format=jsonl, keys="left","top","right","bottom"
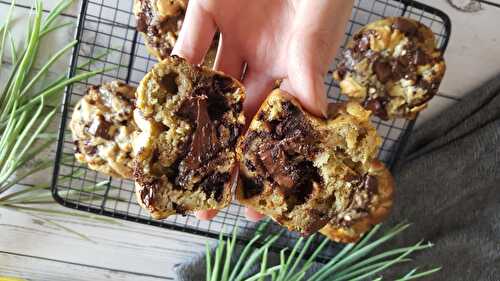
{"left": 213, "top": 35, "right": 245, "bottom": 79}
{"left": 242, "top": 68, "right": 275, "bottom": 121}
{"left": 245, "top": 207, "right": 265, "bottom": 222}
{"left": 286, "top": 0, "right": 353, "bottom": 117}
{"left": 195, "top": 209, "right": 219, "bottom": 220}
{"left": 172, "top": 0, "right": 217, "bottom": 65}
{"left": 282, "top": 68, "right": 328, "bottom": 118}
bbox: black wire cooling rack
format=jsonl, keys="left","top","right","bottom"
{"left": 50, "top": 0, "right": 452, "bottom": 260}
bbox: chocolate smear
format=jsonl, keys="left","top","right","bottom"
{"left": 183, "top": 96, "right": 218, "bottom": 170}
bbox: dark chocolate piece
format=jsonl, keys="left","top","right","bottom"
{"left": 199, "top": 172, "right": 229, "bottom": 202}
{"left": 364, "top": 175, "right": 378, "bottom": 194}
{"left": 241, "top": 175, "right": 264, "bottom": 199}
{"left": 364, "top": 97, "right": 389, "bottom": 120}
{"left": 391, "top": 18, "right": 417, "bottom": 37}
{"left": 87, "top": 116, "right": 111, "bottom": 139}
{"left": 138, "top": 178, "right": 159, "bottom": 208}
{"left": 183, "top": 96, "right": 218, "bottom": 170}
{"left": 373, "top": 58, "right": 392, "bottom": 83}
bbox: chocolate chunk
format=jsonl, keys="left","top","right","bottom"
{"left": 139, "top": 179, "right": 159, "bottom": 208}
{"left": 228, "top": 124, "right": 241, "bottom": 147}
{"left": 390, "top": 57, "right": 413, "bottom": 81}
{"left": 344, "top": 173, "right": 362, "bottom": 183}
{"left": 363, "top": 175, "right": 378, "bottom": 194}
{"left": 269, "top": 101, "right": 315, "bottom": 142}
{"left": 160, "top": 72, "right": 179, "bottom": 94}
{"left": 258, "top": 145, "right": 297, "bottom": 189}
{"left": 87, "top": 116, "right": 111, "bottom": 139}
{"left": 193, "top": 86, "right": 229, "bottom": 121}
{"left": 73, "top": 140, "right": 81, "bottom": 154}
{"left": 234, "top": 102, "right": 242, "bottom": 114}
{"left": 183, "top": 96, "right": 219, "bottom": 170}
{"left": 82, "top": 144, "right": 97, "bottom": 155}
{"left": 172, "top": 202, "right": 187, "bottom": 215}
{"left": 199, "top": 172, "right": 229, "bottom": 202}
{"left": 241, "top": 175, "right": 264, "bottom": 199}
{"left": 414, "top": 48, "right": 431, "bottom": 65}
{"left": 283, "top": 161, "right": 321, "bottom": 206}
{"left": 373, "top": 58, "right": 392, "bottom": 83}
{"left": 136, "top": 13, "right": 148, "bottom": 32}
{"left": 244, "top": 159, "right": 256, "bottom": 172}
{"left": 335, "top": 67, "right": 347, "bottom": 80}
{"left": 391, "top": 18, "right": 417, "bottom": 37}
{"left": 417, "top": 79, "right": 439, "bottom": 95}
{"left": 364, "top": 97, "right": 389, "bottom": 120}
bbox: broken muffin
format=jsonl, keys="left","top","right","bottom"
{"left": 333, "top": 17, "right": 446, "bottom": 120}
{"left": 133, "top": 55, "right": 245, "bottom": 219}
{"left": 236, "top": 90, "right": 394, "bottom": 241}
{"left": 70, "top": 81, "right": 137, "bottom": 179}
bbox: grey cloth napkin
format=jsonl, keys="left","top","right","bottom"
{"left": 383, "top": 74, "right": 500, "bottom": 280}
{"left": 175, "top": 74, "right": 500, "bottom": 281}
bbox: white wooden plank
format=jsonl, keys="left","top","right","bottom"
{"left": 0, "top": 206, "right": 213, "bottom": 279}
{"left": 0, "top": 252, "right": 169, "bottom": 281}
{"left": 418, "top": 0, "right": 500, "bottom": 99}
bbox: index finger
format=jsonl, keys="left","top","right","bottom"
{"left": 172, "top": 0, "right": 217, "bottom": 65}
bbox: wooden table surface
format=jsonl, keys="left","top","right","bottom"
{"left": 1, "top": 0, "right": 500, "bottom": 280}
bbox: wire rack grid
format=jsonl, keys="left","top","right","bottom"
{"left": 49, "top": 0, "right": 451, "bottom": 260}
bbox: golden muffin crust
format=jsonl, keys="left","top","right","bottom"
{"left": 333, "top": 17, "right": 446, "bottom": 120}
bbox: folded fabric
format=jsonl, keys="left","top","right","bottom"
{"left": 383, "top": 74, "right": 500, "bottom": 280}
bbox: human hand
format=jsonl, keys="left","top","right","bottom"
{"left": 172, "top": 0, "right": 354, "bottom": 221}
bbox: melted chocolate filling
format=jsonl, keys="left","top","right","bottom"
{"left": 244, "top": 101, "right": 322, "bottom": 208}
{"left": 171, "top": 75, "right": 241, "bottom": 200}
{"left": 87, "top": 116, "right": 111, "bottom": 140}
{"left": 199, "top": 172, "right": 229, "bottom": 202}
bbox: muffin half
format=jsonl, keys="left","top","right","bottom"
{"left": 236, "top": 90, "right": 394, "bottom": 241}
{"left": 133, "top": 56, "right": 245, "bottom": 219}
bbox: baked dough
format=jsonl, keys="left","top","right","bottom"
{"left": 236, "top": 90, "right": 394, "bottom": 239}
{"left": 333, "top": 17, "right": 446, "bottom": 120}
{"left": 133, "top": 55, "right": 245, "bottom": 219}
{"left": 70, "top": 81, "right": 137, "bottom": 179}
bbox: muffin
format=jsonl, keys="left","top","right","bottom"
{"left": 70, "top": 81, "right": 137, "bottom": 179}
{"left": 333, "top": 17, "right": 446, "bottom": 120}
{"left": 236, "top": 90, "right": 394, "bottom": 239}
{"left": 133, "top": 55, "right": 245, "bottom": 219}
{"left": 133, "top": 0, "right": 217, "bottom": 66}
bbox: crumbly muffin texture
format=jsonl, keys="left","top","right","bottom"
{"left": 70, "top": 81, "right": 137, "bottom": 179}
{"left": 333, "top": 17, "right": 446, "bottom": 120}
{"left": 237, "top": 90, "right": 394, "bottom": 240}
{"left": 133, "top": 55, "right": 245, "bottom": 219}
{"left": 133, "top": 0, "right": 217, "bottom": 66}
